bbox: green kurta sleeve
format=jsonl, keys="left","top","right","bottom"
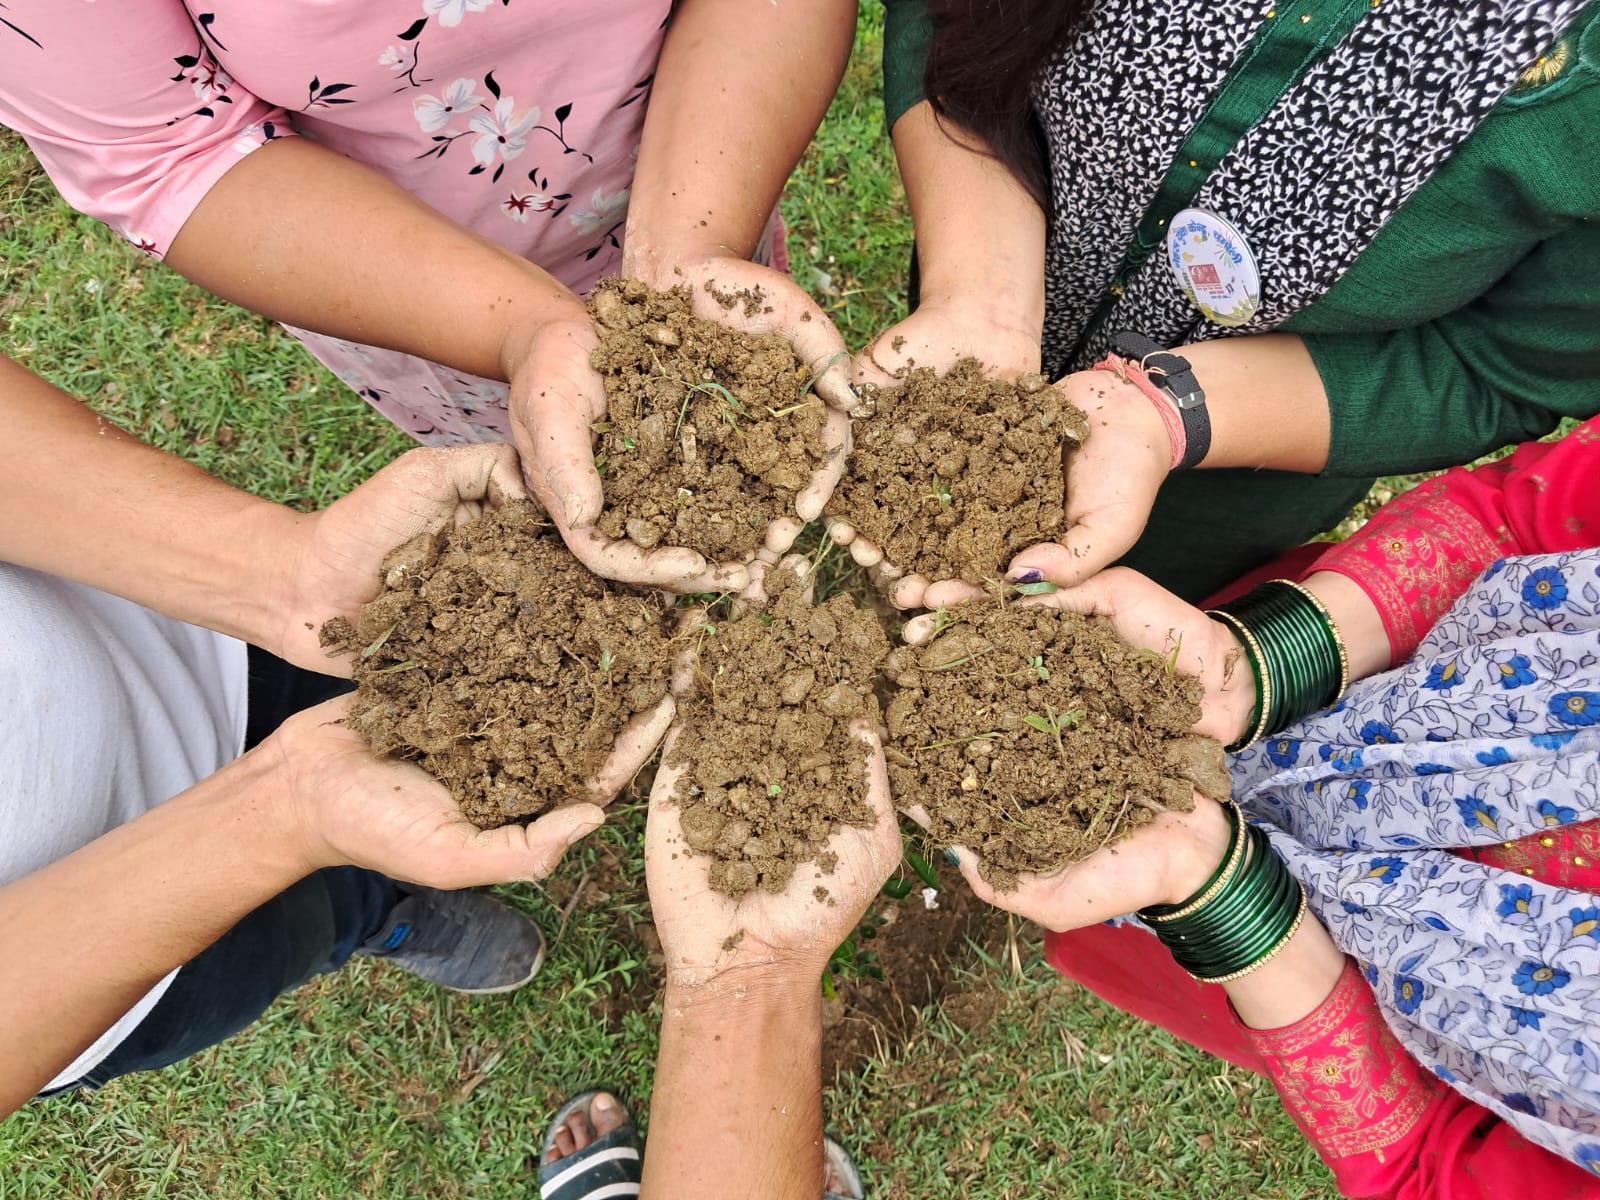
{"left": 1285, "top": 14, "right": 1600, "bottom": 476}
{"left": 881, "top": 0, "right": 932, "bottom": 131}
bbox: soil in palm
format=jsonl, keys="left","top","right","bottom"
{"left": 588, "top": 278, "right": 830, "bottom": 562}
{"left": 882, "top": 600, "right": 1229, "bottom": 889}
{"left": 320, "top": 500, "right": 674, "bottom": 829}
{"left": 825, "top": 360, "right": 1089, "bottom": 583}
{"left": 668, "top": 566, "right": 891, "bottom": 898}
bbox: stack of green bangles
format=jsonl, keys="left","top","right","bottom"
{"left": 1208, "top": 578, "right": 1349, "bottom": 753}
{"left": 1137, "top": 802, "right": 1307, "bottom": 984}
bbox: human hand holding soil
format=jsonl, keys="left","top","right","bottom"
{"left": 276, "top": 443, "right": 527, "bottom": 675}
{"left": 588, "top": 264, "right": 857, "bottom": 582}
{"left": 826, "top": 303, "right": 1043, "bottom": 607}
{"left": 503, "top": 315, "right": 743, "bottom": 594}
{"left": 904, "top": 567, "right": 1256, "bottom": 746}
{"left": 272, "top": 696, "right": 604, "bottom": 888}
{"left": 645, "top": 718, "right": 899, "bottom": 989}
{"left": 948, "top": 790, "right": 1234, "bottom": 933}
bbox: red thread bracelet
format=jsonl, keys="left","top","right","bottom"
{"left": 1092, "top": 353, "right": 1185, "bottom": 472}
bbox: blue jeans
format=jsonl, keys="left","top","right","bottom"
{"left": 47, "top": 649, "right": 398, "bottom": 1093}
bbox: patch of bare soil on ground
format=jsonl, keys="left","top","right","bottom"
{"left": 883, "top": 601, "right": 1228, "bottom": 889}
{"left": 321, "top": 501, "right": 674, "bottom": 828}
{"left": 826, "top": 359, "right": 1088, "bottom": 583}
{"left": 588, "top": 278, "right": 829, "bottom": 562}
{"left": 821, "top": 881, "right": 1007, "bottom": 1077}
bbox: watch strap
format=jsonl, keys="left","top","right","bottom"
{"left": 1111, "top": 333, "right": 1211, "bottom": 470}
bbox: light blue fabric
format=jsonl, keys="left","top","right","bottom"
{"left": 1230, "top": 550, "right": 1600, "bottom": 1170}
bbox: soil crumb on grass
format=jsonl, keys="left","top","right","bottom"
{"left": 668, "top": 567, "right": 891, "bottom": 898}
{"left": 882, "top": 601, "right": 1228, "bottom": 889}
{"left": 588, "top": 278, "right": 829, "bottom": 562}
{"left": 825, "top": 359, "right": 1089, "bottom": 583}
{"left": 320, "top": 501, "right": 673, "bottom": 829}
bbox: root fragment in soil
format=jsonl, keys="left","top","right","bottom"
{"left": 824, "top": 359, "right": 1089, "bottom": 584}
{"left": 668, "top": 567, "right": 891, "bottom": 899}
{"left": 588, "top": 278, "right": 829, "bottom": 562}
{"left": 320, "top": 500, "right": 674, "bottom": 829}
{"left": 882, "top": 600, "right": 1229, "bottom": 889}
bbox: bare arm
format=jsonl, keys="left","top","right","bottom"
{"left": 623, "top": 0, "right": 856, "bottom": 274}
{"left": 644, "top": 975, "right": 825, "bottom": 1199}
{"left": 0, "top": 699, "right": 602, "bottom": 1117}
{"left": 165, "top": 137, "right": 585, "bottom": 382}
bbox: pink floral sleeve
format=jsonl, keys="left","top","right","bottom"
{"left": 0, "top": 3, "right": 291, "bottom": 258}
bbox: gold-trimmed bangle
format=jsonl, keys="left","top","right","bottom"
{"left": 1269, "top": 578, "right": 1350, "bottom": 702}
{"left": 1143, "top": 803, "right": 1249, "bottom": 924}
{"left": 1207, "top": 608, "right": 1272, "bottom": 748}
{"left": 1190, "top": 888, "right": 1309, "bottom": 986}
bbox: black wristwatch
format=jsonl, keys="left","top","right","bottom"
{"left": 1111, "top": 332, "right": 1211, "bottom": 471}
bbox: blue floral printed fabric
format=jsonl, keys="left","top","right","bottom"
{"left": 1229, "top": 550, "right": 1600, "bottom": 1168}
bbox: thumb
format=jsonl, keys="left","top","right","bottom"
{"left": 516, "top": 802, "right": 606, "bottom": 879}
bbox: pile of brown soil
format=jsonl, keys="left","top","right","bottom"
{"left": 667, "top": 567, "right": 891, "bottom": 898}
{"left": 882, "top": 601, "right": 1228, "bottom": 889}
{"left": 320, "top": 501, "right": 674, "bottom": 829}
{"left": 825, "top": 359, "right": 1089, "bottom": 583}
{"left": 588, "top": 278, "right": 829, "bottom": 562}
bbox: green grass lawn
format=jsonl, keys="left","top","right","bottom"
{"left": 0, "top": 12, "right": 1335, "bottom": 1199}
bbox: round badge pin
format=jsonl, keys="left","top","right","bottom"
{"left": 1165, "top": 208, "right": 1260, "bottom": 327}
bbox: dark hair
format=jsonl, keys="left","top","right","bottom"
{"left": 922, "top": 1, "right": 1092, "bottom": 208}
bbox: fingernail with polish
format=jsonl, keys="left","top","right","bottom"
{"left": 942, "top": 847, "right": 961, "bottom": 867}
{"left": 1009, "top": 568, "right": 1043, "bottom": 584}
{"left": 849, "top": 383, "right": 864, "bottom": 400}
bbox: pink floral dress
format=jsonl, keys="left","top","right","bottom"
{"left": 0, "top": 2, "right": 692, "bottom": 444}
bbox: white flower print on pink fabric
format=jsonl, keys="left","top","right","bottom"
{"left": 422, "top": 0, "right": 492, "bottom": 29}
{"left": 501, "top": 192, "right": 553, "bottom": 222}
{"left": 378, "top": 46, "right": 406, "bottom": 72}
{"left": 180, "top": 58, "right": 233, "bottom": 104}
{"left": 570, "top": 186, "right": 630, "bottom": 235}
{"left": 414, "top": 78, "right": 482, "bottom": 133}
{"left": 469, "top": 97, "right": 541, "bottom": 166}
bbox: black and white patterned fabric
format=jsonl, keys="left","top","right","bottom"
{"left": 1032, "top": 2, "right": 1586, "bottom": 376}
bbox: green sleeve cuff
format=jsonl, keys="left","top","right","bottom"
{"left": 1301, "top": 330, "right": 1569, "bottom": 478}
{"left": 881, "top": 0, "right": 933, "bottom": 132}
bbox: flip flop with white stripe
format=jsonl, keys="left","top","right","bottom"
{"left": 538, "top": 1091, "right": 642, "bottom": 1200}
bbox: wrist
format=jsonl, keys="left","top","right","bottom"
{"left": 496, "top": 298, "right": 592, "bottom": 383}
{"left": 191, "top": 744, "right": 324, "bottom": 885}
{"left": 1153, "top": 796, "right": 1235, "bottom": 908}
{"left": 1208, "top": 616, "right": 1260, "bottom": 749}
{"left": 663, "top": 961, "right": 824, "bottom": 1019}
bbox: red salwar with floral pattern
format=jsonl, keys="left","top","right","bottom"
{"left": 1044, "top": 416, "right": 1600, "bottom": 1198}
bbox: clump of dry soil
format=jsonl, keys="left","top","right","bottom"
{"left": 882, "top": 600, "right": 1228, "bottom": 889}
{"left": 320, "top": 501, "right": 673, "bottom": 828}
{"left": 825, "top": 359, "right": 1089, "bottom": 583}
{"left": 668, "top": 568, "right": 891, "bottom": 898}
{"left": 588, "top": 278, "right": 829, "bottom": 562}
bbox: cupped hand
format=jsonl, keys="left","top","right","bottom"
{"left": 992, "top": 366, "right": 1173, "bottom": 594}
{"left": 277, "top": 443, "right": 526, "bottom": 675}
{"left": 504, "top": 317, "right": 746, "bottom": 593}
{"left": 270, "top": 696, "right": 606, "bottom": 889}
{"left": 644, "top": 718, "right": 901, "bottom": 988}
{"left": 903, "top": 566, "right": 1255, "bottom": 745}
{"left": 948, "top": 789, "right": 1233, "bottom": 933}
{"left": 830, "top": 302, "right": 1042, "bottom": 610}
{"left": 642, "top": 257, "right": 856, "bottom": 567}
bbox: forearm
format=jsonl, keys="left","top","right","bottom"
{"left": 624, "top": 0, "right": 856, "bottom": 273}
{"left": 643, "top": 974, "right": 824, "bottom": 1200}
{"left": 0, "top": 356, "right": 302, "bottom": 647}
{"left": 0, "top": 750, "right": 309, "bottom": 1113}
{"left": 1181, "top": 334, "right": 1332, "bottom": 473}
{"left": 893, "top": 100, "right": 1046, "bottom": 344}
{"left": 166, "top": 138, "right": 585, "bottom": 380}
